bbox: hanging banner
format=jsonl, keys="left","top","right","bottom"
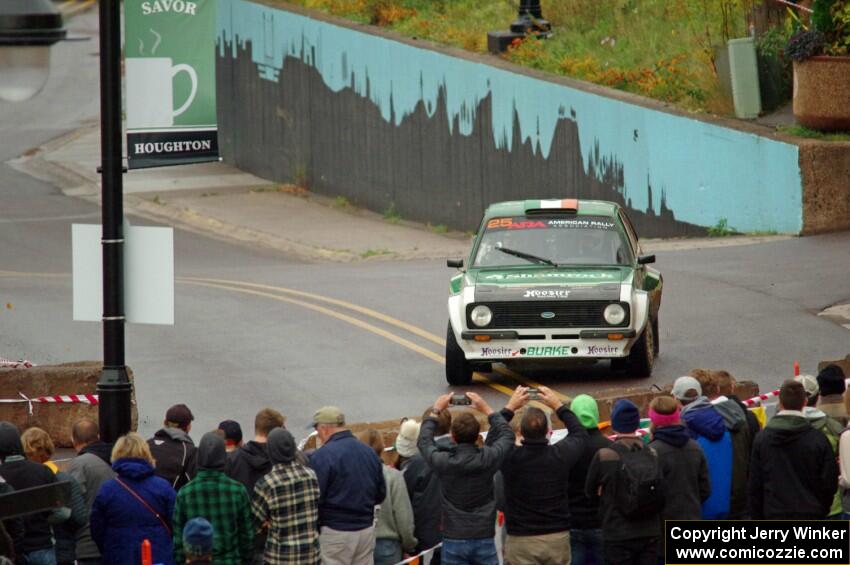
{"left": 124, "top": 0, "right": 218, "bottom": 169}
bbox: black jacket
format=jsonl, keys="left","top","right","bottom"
{"left": 418, "top": 412, "right": 514, "bottom": 539}
{"left": 147, "top": 428, "right": 197, "bottom": 491}
{"left": 402, "top": 435, "right": 453, "bottom": 551}
{"left": 585, "top": 437, "right": 661, "bottom": 542}
{"left": 78, "top": 442, "right": 113, "bottom": 467}
{"left": 226, "top": 440, "right": 271, "bottom": 494}
{"left": 568, "top": 428, "right": 612, "bottom": 530}
{"left": 729, "top": 395, "right": 761, "bottom": 439}
{"left": 713, "top": 397, "right": 753, "bottom": 518}
{"left": 0, "top": 422, "right": 59, "bottom": 556}
{"left": 495, "top": 405, "right": 587, "bottom": 536}
{"left": 0, "top": 478, "right": 23, "bottom": 563}
{"left": 749, "top": 413, "right": 838, "bottom": 519}
{"left": 649, "top": 425, "right": 710, "bottom": 521}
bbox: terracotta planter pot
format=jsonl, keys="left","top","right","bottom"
{"left": 793, "top": 56, "right": 850, "bottom": 131}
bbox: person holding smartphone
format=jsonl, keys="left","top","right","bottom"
{"left": 417, "top": 392, "right": 515, "bottom": 564}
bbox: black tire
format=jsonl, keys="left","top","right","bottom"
{"left": 652, "top": 316, "right": 660, "bottom": 357}
{"left": 445, "top": 322, "right": 473, "bottom": 386}
{"left": 625, "top": 319, "right": 655, "bottom": 378}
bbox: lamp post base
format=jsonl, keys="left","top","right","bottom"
{"left": 97, "top": 367, "right": 132, "bottom": 443}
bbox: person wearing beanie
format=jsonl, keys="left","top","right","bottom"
{"left": 817, "top": 365, "right": 848, "bottom": 426}
{"left": 677, "top": 377, "right": 733, "bottom": 520}
{"left": 173, "top": 432, "right": 254, "bottom": 565}
{"left": 394, "top": 419, "right": 420, "bottom": 469}
{"left": 148, "top": 404, "right": 198, "bottom": 491}
{"left": 253, "top": 428, "right": 321, "bottom": 565}
{"left": 217, "top": 420, "right": 243, "bottom": 453}
{"left": 183, "top": 517, "right": 215, "bottom": 563}
{"left": 648, "top": 396, "right": 709, "bottom": 521}
{"left": 750, "top": 380, "right": 838, "bottom": 519}
{"left": 357, "top": 430, "right": 417, "bottom": 565}
{"left": 567, "top": 395, "right": 611, "bottom": 565}
{"left": 585, "top": 399, "right": 662, "bottom": 565}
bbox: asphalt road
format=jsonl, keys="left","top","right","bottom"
{"left": 1, "top": 11, "right": 849, "bottom": 438}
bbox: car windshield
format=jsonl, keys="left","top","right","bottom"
{"left": 473, "top": 215, "right": 633, "bottom": 268}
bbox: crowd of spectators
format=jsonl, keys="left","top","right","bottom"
{"left": 0, "top": 364, "right": 848, "bottom": 565}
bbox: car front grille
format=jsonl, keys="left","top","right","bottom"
{"left": 467, "top": 301, "right": 629, "bottom": 329}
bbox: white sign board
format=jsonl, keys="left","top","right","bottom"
{"left": 72, "top": 223, "right": 174, "bottom": 325}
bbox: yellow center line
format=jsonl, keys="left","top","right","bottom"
{"left": 182, "top": 280, "right": 513, "bottom": 398}
{"left": 181, "top": 277, "right": 552, "bottom": 393}
{"left": 62, "top": 0, "right": 96, "bottom": 17}
{"left": 0, "top": 270, "right": 550, "bottom": 399}
{"left": 57, "top": 0, "right": 76, "bottom": 10}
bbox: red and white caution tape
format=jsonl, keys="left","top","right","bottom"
{"left": 742, "top": 389, "right": 780, "bottom": 407}
{"left": 0, "top": 392, "right": 99, "bottom": 415}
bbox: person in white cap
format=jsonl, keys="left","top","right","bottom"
{"left": 674, "top": 376, "right": 733, "bottom": 520}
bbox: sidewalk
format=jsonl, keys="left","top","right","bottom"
{"left": 10, "top": 125, "right": 792, "bottom": 262}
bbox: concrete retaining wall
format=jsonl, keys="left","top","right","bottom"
{"left": 215, "top": 0, "right": 812, "bottom": 237}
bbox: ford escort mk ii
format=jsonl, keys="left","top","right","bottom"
{"left": 445, "top": 199, "right": 662, "bottom": 385}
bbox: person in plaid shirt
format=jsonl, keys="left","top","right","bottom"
{"left": 173, "top": 432, "right": 254, "bottom": 564}
{"left": 252, "top": 428, "right": 320, "bottom": 565}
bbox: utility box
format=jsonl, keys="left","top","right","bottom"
{"left": 727, "top": 37, "right": 763, "bottom": 119}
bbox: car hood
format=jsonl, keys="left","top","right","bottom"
{"left": 470, "top": 266, "right": 629, "bottom": 302}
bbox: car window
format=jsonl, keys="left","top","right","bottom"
{"left": 618, "top": 211, "right": 642, "bottom": 258}
{"left": 473, "top": 215, "right": 632, "bottom": 267}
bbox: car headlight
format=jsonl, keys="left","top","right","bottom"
{"left": 604, "top": 303, "right": 626, "bottom": 325}
{"left": 470, "top": 305, "right": 493, "bottom": 327}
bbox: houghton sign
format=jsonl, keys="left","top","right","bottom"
{"left": 125, "top": 0, "right": 218, "bottom": 169}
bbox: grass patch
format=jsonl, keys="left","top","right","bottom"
{"left": 360, "top": 248, "right": 392, "bottom": 258}
{"left": 282, "top": 0, "right": 755, "bottom": 113}
{"left": 707, "top": 218, "right": 737, "bottom": 237}
{"left": 428, "top": 223, "right": 449, "bottom": 233}
{"left": 332, "top": 195, "right": 353, "bottom": 209}
{"left": 383, "top": 202, "right": 402, "bottom": 224}
{"left": 777, "top": 125, "right": 850, "bottom": 142}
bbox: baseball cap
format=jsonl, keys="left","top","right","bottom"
{"left": 795, "top": 374, "right": 819, "bottom": 398}
{"left": 165, "top": 404, "right": 194, "bottom": 428}
{"left": 309, "top": 406, "right": 345, "bottom": 428}
{"left": 183, "top": 517, "right": 214, "bottom": 556}
{"left": 218, "top": 420, "right": 243, "bottom": 444}
{"left": 671, "top": 376, "right": 702, "bottom": 401}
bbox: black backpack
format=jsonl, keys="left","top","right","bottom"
{"left": 610, "top": 441, "right": 663, "bottom": 518}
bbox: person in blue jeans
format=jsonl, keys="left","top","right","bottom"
{"left": 418, "top": 392, "right": 515, "bottom": 565}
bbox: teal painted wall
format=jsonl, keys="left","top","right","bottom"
{"left": 218, "top": 0, "right": 803, "bottom": 233}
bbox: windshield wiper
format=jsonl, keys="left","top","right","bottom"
{"left": 496, "top": 245, "right": 558, "bottom": 267}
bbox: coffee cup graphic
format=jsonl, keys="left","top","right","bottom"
{"left": 126, "top": 57, "right": 198, "bottom": 128}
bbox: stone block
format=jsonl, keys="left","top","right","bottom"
{"left": 0, "top": 362, "right": 138, "bottom": 447}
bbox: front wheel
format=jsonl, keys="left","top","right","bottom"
{"left": 624, "top": 318, "right": 655, "bottom": 378}
{"left": 445, "top": 322, "right": 473, "bottom": 386}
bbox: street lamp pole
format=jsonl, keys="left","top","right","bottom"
{"left": 97, "top": 0, "right": 131, "bottom": 443}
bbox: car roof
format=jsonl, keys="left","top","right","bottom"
{"left": 483, "top": 199, "right": 620, "bottom": 220}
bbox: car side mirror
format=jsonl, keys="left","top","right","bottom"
{"left": 637, "top": 254, "right": 656, "bottom": 265}
{"left": 447, "top": 258, "right": 464, "bottom": 269}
